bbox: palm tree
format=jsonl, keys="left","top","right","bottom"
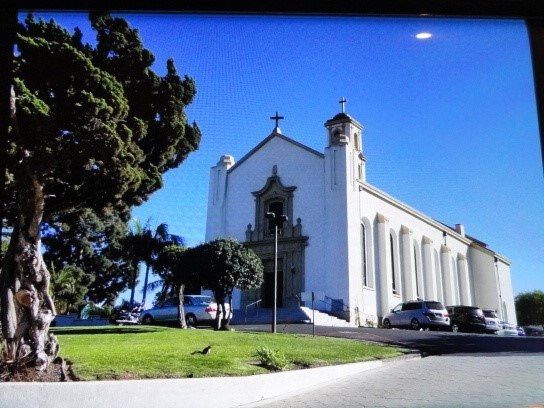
{"left": 121, "top": 220, "right": 184, "bottom": 306}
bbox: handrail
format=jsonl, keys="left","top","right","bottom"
{"left": 244, "top": 298, "right": 262, "bottom": 324}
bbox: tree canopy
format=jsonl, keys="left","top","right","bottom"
{"left": 1, "top": 12, "right": 201, "bottom": 371}
{"left": 515, "top": 290, "right": 544, "bottom": 327}
{"left": 190, "top": 239, "right": 263, "bottom": 330}
{"left": 5, "top": 12, "right": 200, "bottom": 223}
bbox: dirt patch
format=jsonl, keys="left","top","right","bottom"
{"left": 0, "top": 358, "right": 78, "bottom": 382}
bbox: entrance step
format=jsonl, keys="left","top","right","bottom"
{"left": 231, "top": 307, "right": 356, "bottom": 327}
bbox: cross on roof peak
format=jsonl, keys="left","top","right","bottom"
{"left": 270, "top": 111, "right": 284, "bottom": 134}
{"left": 339, "top": 97, "right": 347, "bottom": 113}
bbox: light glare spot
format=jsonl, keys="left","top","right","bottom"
{"left": 416, "top": 32, "right": 432, "bottom": 40}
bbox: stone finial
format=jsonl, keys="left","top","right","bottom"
{"left": 272, "top": 165, "right": 278, "bottom": 175}
{"left": 218, "top": 154, "right": 235, "bottom": 168}
{"left": 422, "top": 236, "right": 433, "bottom": 245}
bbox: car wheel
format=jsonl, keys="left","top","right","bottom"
{"left": 142, "top": 314, "right": 154, "bottom": 325}
{"left": 186, "top": 313, "right": 197, "bottom": 327}
{"left": 383, "top": 319, "right": 391, "bottom": 329}
{"left": 410, "top": 318, "right": 420, "bottom": 330}
{"left": 451, "top": 323, "right": 459, "bottom": 333}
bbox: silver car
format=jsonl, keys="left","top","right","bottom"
{"left": 382, "top": 300, "right": 450, "bottom": 330}
{"left": 140, "top": 295, "right": 230, "bottom": 327}
{"left": 482, "top": 309, "right": 500, "bottom": 333}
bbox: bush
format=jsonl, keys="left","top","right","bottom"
{"left": 256, "top": 346, "right": 289, "bottom": 371}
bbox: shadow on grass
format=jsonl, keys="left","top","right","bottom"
{"left": 51, "top": 326, "right": 165, "bottom": 335}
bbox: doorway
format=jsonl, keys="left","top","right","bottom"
{"left": 262, "top": 258, "right": 283, "bottom": 307}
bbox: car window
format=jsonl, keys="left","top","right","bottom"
{"left": 190, "top": 296, "right": 212, "bottom": 306}
{"left": 392, "top": 304, "right": 402, "bottom": 313}
{"left": 402, "top": 302, "right": 422, "bottom": 311}
{"left": 483, "top": 310, "right": 498, "bottom": 318}
{"left": 425, "top": 302, "right": 444, "bottom": 310}
{"left": 161, "top": 299, "right": 176, "bottom": 307}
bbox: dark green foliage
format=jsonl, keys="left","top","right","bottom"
{"left": 49, "top": 264, "right": 94, "bottom": 314}
{"left": 184, "top": 239, "right": 264, "bottom": 330}
{"left": 515, "top": 290, "right": 544, "bottom": 326}
{"left": 42, "top": 208, "right": 132, "bottom": 305}
{"left": 5, "top": 12, "right": 201, "bottom": 224}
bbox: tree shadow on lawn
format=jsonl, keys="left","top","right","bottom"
{"left": 51, "top": 327, "right": 165, "bottom": 335}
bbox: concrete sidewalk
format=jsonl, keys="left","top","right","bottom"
{"left": 0, "top": 355, "right": 419, "bottom": 408}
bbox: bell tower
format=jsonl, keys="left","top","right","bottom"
{"left": 324, "top": 97, "right": 366, "bottom": 183}
{"left": 322, "top": 98, "right": 366, "bottom": 324}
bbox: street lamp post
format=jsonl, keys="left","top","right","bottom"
{"left": 265, "top": 211, "right": 288, "bottom": 333}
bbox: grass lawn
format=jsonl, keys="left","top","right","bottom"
{"left": 52, "top": 326, "right": 404, "bottom": 380}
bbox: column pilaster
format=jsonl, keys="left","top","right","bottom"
{"left": 422, "top": 236, "right": 436, "bottom": 301}
{"left": 457, "top": 253, "right": 472, "bottom": 305}
{"left": 376, "top": 213, "right": 391, "bottom": 319}
{"left": 440, "top": 245, "right": 455, "bottom": 305}
{"left": 400, "top": 225, "right": 417, "bottom": 301}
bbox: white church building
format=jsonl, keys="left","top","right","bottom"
{"left": 205, "top": 104, "right": 516, "bottom": 326}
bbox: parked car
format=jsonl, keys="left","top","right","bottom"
{"left": 382, "top": 301, "right": 450, "bottom": 330}
{"left": 140, "top": 295, "right": 231, "bottom": 327}
{"left": 497, "top": 321, "right": 519, "bottom": 336}
{"left": 523, "top": 326, "right": 544, "bottom": 336}
{"left": 517, "top": 326, "right": 526, "bottom": 336}
{"left": 482, "top": 309, "right": 501, "bottom": 334}
{"left": 446, "top": 306, "right": 486, "bottom": 333}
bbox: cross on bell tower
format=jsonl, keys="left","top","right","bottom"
{"left": 339, "top": 97, "right": 347, "bottom": 113}
{"left": 270, "top": 111, "right": 284, "bottom": 134}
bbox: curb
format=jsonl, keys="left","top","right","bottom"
{"left": 0, "top": 354, "right": 420, "bottom": 408}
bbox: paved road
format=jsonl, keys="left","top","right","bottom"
{"left": 235, "top": 324, "right": 544, "bottom": 355}
{"left": 250, "top": 354, "right": 544, "bottom": 408}
{"left": 236, "top": 324, "right": 544, "bottom": 407}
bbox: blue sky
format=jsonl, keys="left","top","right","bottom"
{"left": 25, "top": 13, "right": 543, "bottom": 305}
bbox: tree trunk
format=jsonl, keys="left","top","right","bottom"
{"left": 0, "top": 172, "right": 58, "bottom": 370}
{"left": 214, "top": 294, "right": 224, "bottom": 331}
{"left": 176, "top": 284, "right": 187, "bottom": 329}
{"left": 141, "top": 263, "right": 151, "bottom": 306}
{"left": 221, "top": 293, "right": 233, "bottom": 331}
{"left": 129, "top": 261, "right": 137, "bottom": 305}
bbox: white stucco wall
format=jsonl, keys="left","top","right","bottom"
{"left": 206, "top": 134, "right": 326, "bottom": 309}
{"left": 204, "top": 123, "right": 516, "bottom": 325}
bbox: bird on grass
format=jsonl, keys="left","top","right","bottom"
{"left": 191, "top": 345, "right": 212, "bottom": 355}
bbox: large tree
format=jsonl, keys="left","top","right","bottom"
{"left": 515, "top": 290, "right": 544, "bottom": 327}
{"left": 42, "top": 207, "right": 131, "bottom": 306}
{"left": 1, "top": 13, "right": 200, "bottom": 370}
{"left": 195, "top": 239, "right": 264, "bottom": 330}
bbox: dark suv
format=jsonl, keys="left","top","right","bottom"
{"left": 446, "top": 305, "right": 486, "bottom": 333}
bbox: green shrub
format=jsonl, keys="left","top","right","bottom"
{"left": 256, "top": 346, "right": 289, "bottom": 371}
{"left": 88, "top": 303, "right": 113, "bottom": 318}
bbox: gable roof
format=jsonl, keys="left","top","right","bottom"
{"left": 227, "top": 132, "right": 324, "bottom": 173}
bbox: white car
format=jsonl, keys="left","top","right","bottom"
{"left": 497, "top": 321, "right": 518, "bottom": 336}
{"left": 482, "top": 309, "right": 500, "bottom": 334}
{"left": 382, "top": 300, "right": 450, "bottom": 330}
{"left": 140, "top": 295, "right": 231, "bottom": 327}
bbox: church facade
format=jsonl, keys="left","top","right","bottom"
{"left": 205, "top": 107, "right": 516, "bottom": 326}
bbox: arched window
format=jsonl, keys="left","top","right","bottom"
{"left": 361, "top": 223, "right": 367, "bottom": 286}
{"left": 413, "top": 247, "right": 420, "bottom": 299}
{"left": 390, "top": 234, "right": 398, "bottom": 294}
{"left": 354, "top": 132, "right": 360, "bottom": 151}
{"left": 267, "top": 201, "right": 284, "bottom": 236}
